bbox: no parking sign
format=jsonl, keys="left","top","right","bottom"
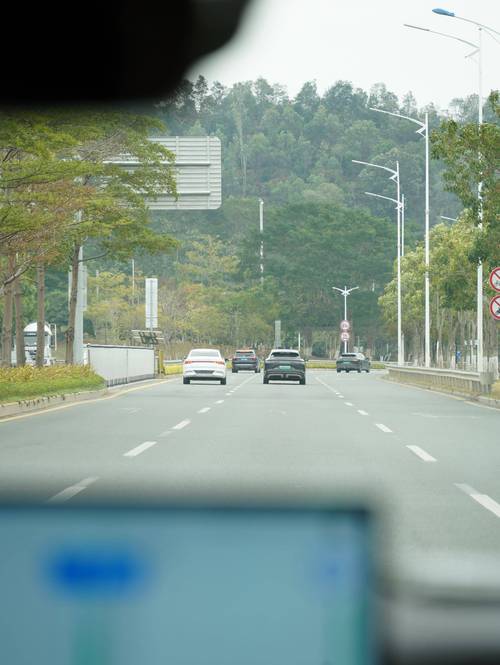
{"left": 489, "top": 267, "right": 500, "bottom": 293}
{"left": 490, "top": 295, "right": 500, "bottom": 322}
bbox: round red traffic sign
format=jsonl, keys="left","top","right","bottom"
{"left": 490, "top": 295, "right": 500, "bottom": 321}
{"left": 489, "top": 267, "right": 500, "bottom": 293}
{"left": 340, "top": 331, "right": 350, "bottom": 341}
{"left": 340, "top": 320, "right": 350, "bottom": 331}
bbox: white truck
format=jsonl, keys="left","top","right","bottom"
{"left": 11, "top": 322, "right": 56, "bottom": 366}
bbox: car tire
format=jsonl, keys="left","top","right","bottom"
{"left": 263, "top": 377, "right": 269, "bottom": 384}
{"left": 357, "top": 369, "right": 361, "bottom": 373}
{"left": 232, "top": 369, "right": 237, "bottom": 373}
{"left": 300, "top": 378, "right": 306, "bottom": 385}
{"left": 220, "top": 378, "right": 227, "bottom": 385}
{"left": 366, "top": 369, "right": 370, "bottom": 373}
{"left": 336, "top": 369, "right": 341, "bottom": 373}
{"left": 346, "top": 370, "right": 350, "bottom": 373}
{"left": 183, "top": 378, "right": 190, "bottom": 385}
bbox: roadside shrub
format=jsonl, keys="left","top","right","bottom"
{"left": 0, "top": 365, "right": 105, "bottom": 403}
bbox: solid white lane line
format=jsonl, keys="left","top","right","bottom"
{"left": 357, "top": 410, "right": 369, "bottom": 416}
{"left": 375, "top": 423, "right": 392, "bottom": 433}
{"left": 47, "top": 477, "right": 98, "bottom": 503}
{"left": 215, "top": 400, "right": 224, "bottom": 404}
{"left": 315, "top": 377, "right": 336, "bottom": 393}
{"left": 172, "top": 419, "right": 190, "bottom": 430}
{"left": 198, "top": 407, "right": 211, "bottom": 414}
{"left": 406, "top": 445, "right": 436, "bottom": 462}
{"left": 344, "top": 402, "right": 354, "bottom": 407}
{"left": 455, "top": 484, "right": 500, "bottom": 518}
{"left": 124, "top": 441, "right": 157, "bottom": 457}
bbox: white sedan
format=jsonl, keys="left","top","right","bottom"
{"left": 183, "top": 348, "right": 227, "bottom": 385}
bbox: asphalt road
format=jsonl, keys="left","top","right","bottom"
{"left": 1, "top": 369, "right": 499, "bottom": 576}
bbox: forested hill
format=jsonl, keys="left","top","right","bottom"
{"left": 139, "top": 78, "right": 469, "bottom": 354}
{"left": 155, "top": 77, "right": 467, "bottom": 221}
{"left": 28, "top": 79, "right": 484, "bottom": 357}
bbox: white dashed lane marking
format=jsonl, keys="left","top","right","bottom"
{"left": 47, "top": 477, "right": 98, "bottom": 503}
{"left": 407, "top": 445, "right": 436, "bottom": 462}
{"left": 198, "top": 407, "right": 211, "bottom": 414}
{"left": 124, "top": 441, "right": 157, "bottom": 457}
{"left": 375, "top": 423, "right": 392, "bottom": 433}
{"left": 215, "top": 400, "right": 224, "bottom": 404}
{"left": 344, "top": 402, "right": 354, "bottom": 407}
{"left": 455, "top": 484, "right": 500, "bottom": 518}
{"left": 357, "top": 410, "right": 368, "bottom": 416}
{"left": 172, "top": 419, "right": 190, "bottom": 430}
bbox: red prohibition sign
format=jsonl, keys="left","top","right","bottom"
{"left": 490, "top": 295, "right": 500, "bottom": 321}
{"left": 489, "top": 267, "right": 500, "bottom": 293}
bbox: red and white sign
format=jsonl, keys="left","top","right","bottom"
{"left": 340, "top": 320, "right": 350, "bottom": 331}
{"left": 340, "top": 331, "right": 350, "bottom": 342}
{"left": 490, "top": 295, "right": 500, "bottom": 321}
{"left": 489, "top": 267, "right": 500, "bottom": 293}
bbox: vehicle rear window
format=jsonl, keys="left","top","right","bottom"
{"left": 189, "top": 350, "right": 220, "bottom": 358}
{"left": 235, "top": 351, "right": 254, "bottom": 356}
{"left": 341, "top": 354, "right": 357, "bottom": 358}
{"left": 271, "top": 351, "right": 299, "bottom": 358}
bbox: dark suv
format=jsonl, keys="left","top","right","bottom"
{"left": 231, "top": 349, "right": 260, "bottom": 373}
{"left": 336, "top": 353, "right": 371, "bottom": 373}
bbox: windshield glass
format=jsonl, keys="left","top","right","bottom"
{"left": 1, "top": 2, "right": 499, "bottom": 662}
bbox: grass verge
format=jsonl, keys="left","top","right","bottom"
{"left": 164, "top": 364, "right": 183, "bottom": 376}
{"left": 0, "top": 365, "right": 105, "bottom": 404}
{"left": 491, "top": 381, "right": 500, "bottom": 401}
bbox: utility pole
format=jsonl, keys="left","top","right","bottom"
{"left": 259, "top": 198, "right": 264, "bottom": 285}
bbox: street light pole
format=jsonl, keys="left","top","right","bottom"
{"left": 405, "top": 10, "right": 500, "bottom": 372}
{"left": 353, "top": 159, "right": 404, "bottom": 365}
{"left": 369, "top": 106, "right": 430, "bottom": 366}
{"left": 259, "top": 198, "right": 264, "bottom": 286}
{"left": 332, "top": 285, "right": 359, "bottom": 353}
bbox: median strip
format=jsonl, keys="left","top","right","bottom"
{"left": 124, "top": 441, "right": 157, "bottom": 457}
{"left": 47, "top": 476, "right": 98, "bottom": 503}
{"left": 455, "top": 484, "right": 500, "bottom": 518}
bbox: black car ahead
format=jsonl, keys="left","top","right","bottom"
{"left": 231, "top": 349, "right": 260, "bottom": 373}
{"left": 336, "top": 352, "right": 371, "bottom": 373}
{"left": 263, "top": 349, "right": 306, "bottom": 385}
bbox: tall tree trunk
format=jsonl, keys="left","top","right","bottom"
{"left": 65, "top": 244, "right": 80, "bottom": 364}
{"left": 1, "top": 255, "right": 15, "bottom": 367}
{"left": 36, "top": 264, "right": 46, "bottom": 368}
{"left": 14, "top": 274, "right": 25, "bottom": 367}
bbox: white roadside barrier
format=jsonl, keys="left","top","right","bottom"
{"left": 86, "top": 344, "right": 155, "bottom": 386}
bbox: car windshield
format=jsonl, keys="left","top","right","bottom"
{"left": 1, "top": 2, "right": 499, "bottom": 662}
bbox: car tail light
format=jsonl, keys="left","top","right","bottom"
{"left": 215, "top": 360, "right": 225, "bottom": 366}
{"left": 184, "top": 359, "right": 194, "bottom": 364}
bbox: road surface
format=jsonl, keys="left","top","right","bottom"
{"left": 1, "top": 369, "right": 499, "bottom": 575}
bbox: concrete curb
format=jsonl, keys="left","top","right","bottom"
{"left": 0, "top": 388, "right": 110, "bottom": 418}
{"left": 0, "top": 376, "right": 175, "bottom": 419}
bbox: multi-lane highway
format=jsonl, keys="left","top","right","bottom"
{"left": 1, "top": 370, "right": 499, "bottom": 573}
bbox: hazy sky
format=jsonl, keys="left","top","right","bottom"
{"left": 189, "top": 0, "right": 500, "bottom": 109}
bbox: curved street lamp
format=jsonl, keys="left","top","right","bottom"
{"left": 353, "top": 159, "right": 403, "bottom": 365}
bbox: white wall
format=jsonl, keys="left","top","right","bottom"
{"left": 86, "top": 345, "right": 155, "bottom": 386}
